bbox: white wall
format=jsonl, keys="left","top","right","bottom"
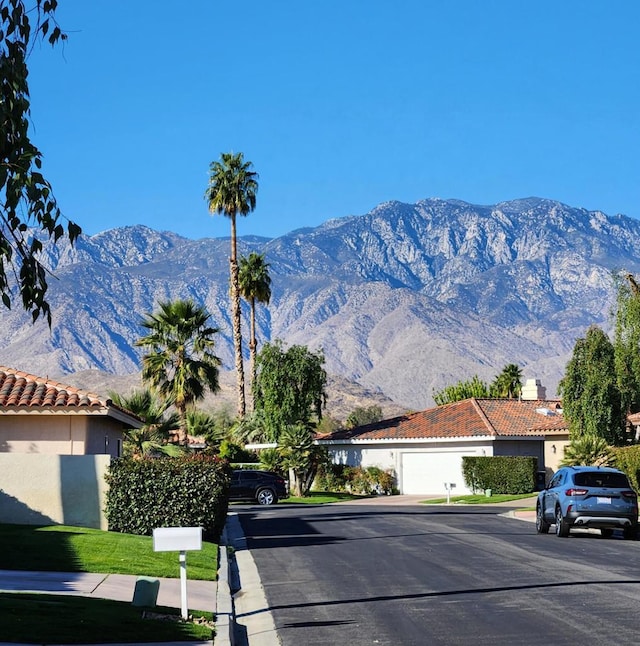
{"left": 0, "top": 454, "right": 111, "bottom": 529}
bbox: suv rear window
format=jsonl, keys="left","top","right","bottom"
{"left": 574, "top": 472, "right": 630, "bottom": 488}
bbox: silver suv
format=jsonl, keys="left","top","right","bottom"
{"left": 536, "top": 466, "right": 638, "bottom": 539}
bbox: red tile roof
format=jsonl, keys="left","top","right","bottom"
{"left": 0, "top": 366, "right": 106, "bottom": 409}
{"left": 322, "top": 398, "right": 567, "bottom": 442}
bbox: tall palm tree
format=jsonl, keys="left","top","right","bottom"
{"left": 239, "top": 252, "right": 272, "bottom": 406}
{"left": 135, "top": 299, "right": 221, "bottom": 445}
{"left": 109, "top": 388, "right": 183, "bottom": 457}
{"left": 204, "top": 152, "right": 259, "bottom": 419}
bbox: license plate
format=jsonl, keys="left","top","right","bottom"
{"left": 597, "top": 497, "right": 611, "bottom": 504}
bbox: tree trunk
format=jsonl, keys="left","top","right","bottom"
{"left": 249, "top": 297, "right": 257, "bottom": 411}
{"left": 230, "top": 216, "right": 246, "bottom": 418}
{"left": 177, "top": 404, "right": 188, "bottom": 446}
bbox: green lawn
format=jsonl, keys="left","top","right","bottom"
{"left": 0, "top": 524, "right": 218, "bottom": 643}
{"left": 0, "top": 523, "right": 217, "bottom": 579}
{"left": 422, "top": 492, "right": 538, "bottom": 505}
{"left": 0, "top": 593, "right": 213, "bottom": 644}
{"left": 281, "top": 491, "right": 375, "bottom": 504}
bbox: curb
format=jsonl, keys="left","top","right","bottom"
{"left": 215, "top": 528, "right": 235, "bottom": 646}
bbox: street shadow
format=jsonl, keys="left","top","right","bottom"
{"left": 237, "top": 578, "right": 640, "bottom": 618}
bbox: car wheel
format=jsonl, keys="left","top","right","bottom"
{"left": 623, "top": 526, "right": 638, "bottom": 541}
{"left": 600, "top": 528, "right": 614, "bottom": 539}
{"left": 555, "top": 507, "right": 570, "bottom": 537}
{"left": 536, "top": 503, "right": 550, "bottom": 534}
{"left": 257, "top": 488, "right": 277, "bottom": 506}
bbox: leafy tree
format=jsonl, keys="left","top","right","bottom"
{"left": 278, "top": 423, "right": 329, "bottom": 496}
{"left": 1, "top": 0, "right": 82, "bottom": 323}
{"left": 613, "top": 272, "right": 640, "bottom": 417}
{"left": 135, "top": 299, "right": 221, "bottom": 445}
{"left": 108, "top": 388, "right": 183, "bottom": 458}
{"left": 490, "top": 363, "right": 523, "bottom": 398}
{"left": 433, "top": 375, "right": 490, "bottom": 405}
{"left": 558, "top": 325, "right": 625, "bottom": 445}
{"left": 253, "top": 340, "right": 327, "bottom": 442}
{"left": 560, "top": 435, "right": 615, "bottom": 467}
{"left": 205, "top": 152, "right": 259, "bottom": 419}
{"left": 345, "top": 405, "right": 383, "bottom": 429}
{"left": 238, "top": 251, "right": 271, "bottom": 406}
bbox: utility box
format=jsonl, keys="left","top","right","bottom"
{"left": 132, "top": 576, "right": 160, "bottom": 607}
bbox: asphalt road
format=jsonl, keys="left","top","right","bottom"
{"left": 236, "top": 502, "right": 640, "bottom": 645}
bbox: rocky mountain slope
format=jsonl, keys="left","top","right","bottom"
{"left": 2, "top": 197, "right": 638, "bottom": 411}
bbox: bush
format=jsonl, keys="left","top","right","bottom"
{"left": 314, "top": 464, "right": 395, "bottom": 495}
{"left": 314, "top": 463, "right": 349, "bottom": 492}
{"left": 612, "top": 445, "right": 640, "bottom": 491}
{"left": 462, "top": 456, "right": 537, "bottom": 494}
{"left": 218, "top": 440, "right": 258, "bottom": 463}
{"left": 105, "top": 455, "right": 231, "bottom": 541}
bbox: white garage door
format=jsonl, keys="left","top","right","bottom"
{"left": 401, "top": 451, "right": 473, "bottom": 495}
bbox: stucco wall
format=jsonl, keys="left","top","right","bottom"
{"left": 0, "top": 414, "right": 123, "bottom": 457}
{"left": 0, "top": 454, "right": 111, "bottom": 529}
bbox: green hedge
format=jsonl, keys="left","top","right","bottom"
{"left": 105, "top": 455, "right": 231, "bottom": 541}
{"left": 462, "top": 456, "right": 537, "bottom": 494}
{"left": 612, "top": 445, "right": 640, "bottom": 491}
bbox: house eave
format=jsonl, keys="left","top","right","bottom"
{"left": 318, "top": 435, "right": 497, "bottom": 445}
{"left": 0, "top": 406, "right": 142, "bottom": 428}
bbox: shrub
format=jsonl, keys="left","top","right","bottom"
{"left": 462, "top": 456, "right": 537, "bottom": 494}
{"left": 314, "top": 463, "right": 349, "bottom": 492}
{"left": 105, "top": 455, "right": 231, "bottom": 541}
{"left": 612, "top": 445, "right": 640, "bottom": 491}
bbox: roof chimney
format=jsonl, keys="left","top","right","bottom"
{"left": 521, "top": 378, "right": 546, "bottom": 401}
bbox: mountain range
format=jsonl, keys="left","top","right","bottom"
{"left": 2, "top": 197, "right": 638, "bottom": 413}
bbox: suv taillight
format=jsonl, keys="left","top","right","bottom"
{"left": 565, "top": 488, "right": 588, "bottom": 496}
{"left": 622, "top": 490, "right": 637, "bottom": 499}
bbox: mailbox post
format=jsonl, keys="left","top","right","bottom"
{"left": 444, "top": 482, "right": 456, "bottom": 504}
{"left": 153, "top": 527, "right": 202, "bottom": 619}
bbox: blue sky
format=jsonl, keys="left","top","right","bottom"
{"left": 28, "top": 1, "right": 640, "bottom": 241}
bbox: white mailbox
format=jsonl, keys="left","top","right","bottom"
{"left": 152, "top": 527, "right": 203, "bottom": 619}
{"left": 153, "top": 527, "right": 202, "bottom": 552}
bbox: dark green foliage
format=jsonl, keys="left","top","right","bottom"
{"left": 104, "top": 456, "right": 231, "bottom": 541}
{"left": 218, "top": 439, "right": 258, "bottom": 463}
{"left": 559, "top": 325, "right": 625, "bottom": 445}
{"left": 613, "top": 272, "right": 640, "bottom": 416}
{"left": 462, "top": 456, "right": 537, "bottom": 494}
{"left": 0, "top": 0, "right": 81, "bottom": 324}
{"left": 611, "top": 445, "right": 640, "bottom": 492}
{"left": 489, "top": 364, "right": 523, "bottom": 398}
{"left": 346, "top": 405, "right": 383, "bottom": 428}
{"left": 253, "top": 340, "right": 327, "bottom": 441}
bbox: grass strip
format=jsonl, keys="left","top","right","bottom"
{"left": 422, "top": 492, "right": 538, "bottom": 505}
{"left": 0, "top": 593, "right": 212, "bottom": 644}
{"left": 0, "top": 524, "right": 217, "bottom": 580}
{"left": 281, "top": 491, "right": 375, "bottom": 504}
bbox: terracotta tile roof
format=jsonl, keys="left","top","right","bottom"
{"left": 0, "top": 366, "right": 105, "bottom": 408}
{"left": 322, "top": 398, "right": 568, "bottom": 442}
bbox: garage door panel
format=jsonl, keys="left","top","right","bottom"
{"left": 401, "top": 451, "right": 473, "bottom": 495}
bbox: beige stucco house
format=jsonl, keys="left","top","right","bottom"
{"left": 0, "top": 366, "right": 142, "bottom": 456}
{"left": 0, "top": 366, "right": 143, "bottom": 529}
